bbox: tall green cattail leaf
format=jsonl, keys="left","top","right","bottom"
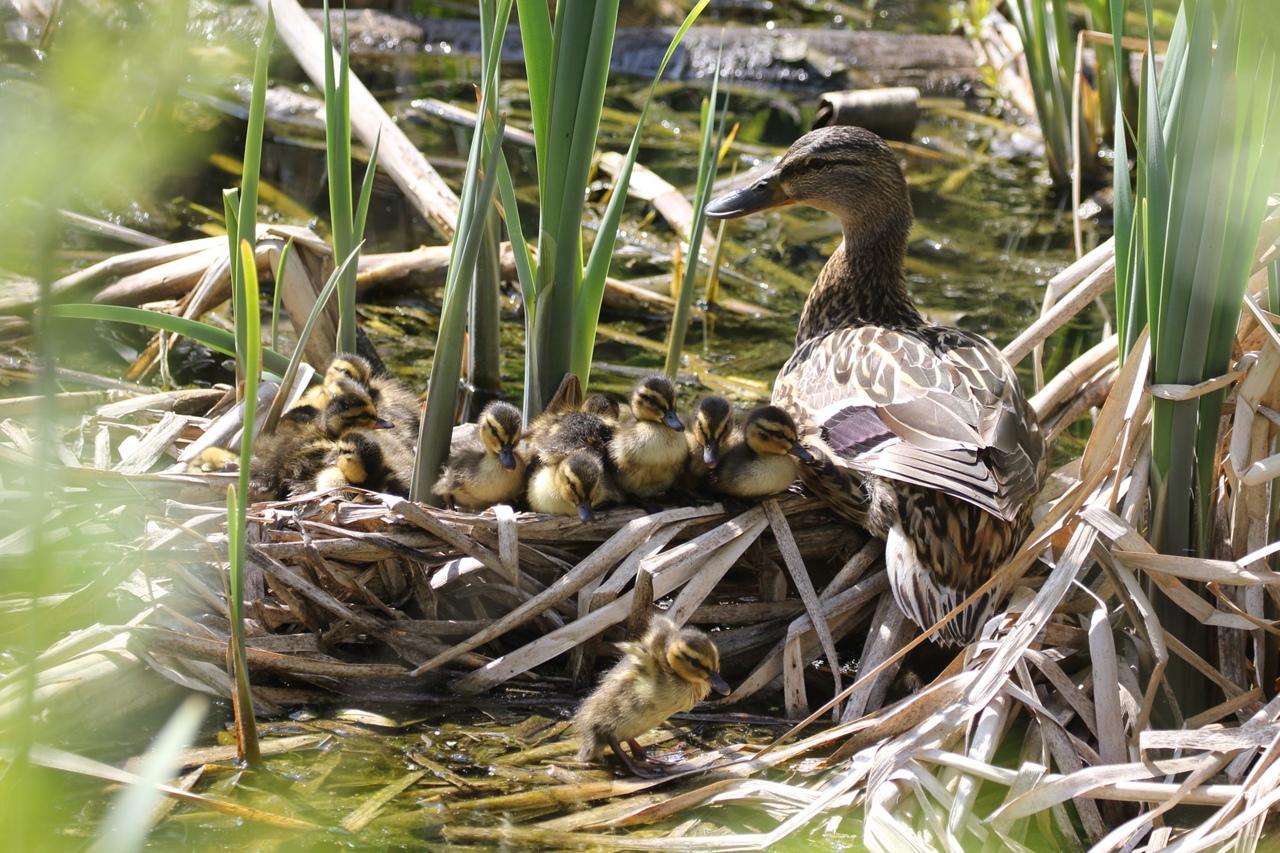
{"left": 569, "top": 0, "right": 710, "bottom": 391}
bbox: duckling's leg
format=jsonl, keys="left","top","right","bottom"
{"left": 607, "top": 736, "right": 662, "bottom": 778}
{"left": 626, "top": 738, "right": 647, "bottom": 763}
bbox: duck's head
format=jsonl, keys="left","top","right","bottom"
{"left": 582, "top": 394, "right": 620, "bottom": 422}
{"left": 323, "top": 432, "right": 381, "bottom": 485}
{"left": 630, "top": 376, "right": 683, "bottom": 431}
{"left": 323, "top": 378, "right": 394, "bottom": 436}
{"left": 692, "top": 396, "right": 733, "bottom": 468}
{"left": 705, "top": 126, "right": 909, "bottom": 234}
{"left": 478, "top": 401, "right": 523, "bottom": 470}
{"left": 324, "top": 353, "right": 375, "bottom": 393}
{"left": 743, "top": 405, "right": 814, "bottom": 463}
{"left": 557, "top": 450, "right": 605, "bottom": 523}
{"left": 641, "top": 616, "right": 730, "bottom": 697}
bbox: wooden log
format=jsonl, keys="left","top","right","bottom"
{"left": 814, "top": 87, "right": 920, "bottom": 141}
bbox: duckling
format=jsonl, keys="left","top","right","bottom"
{"left": 683, "top": 396, "right": 733, "bottom": 489}
{"left": 582, "top": 393, "right": 621, "bottom": 423}
{"left": 527, "top": 450, "right": 620, "bottom": 522}
{"left": 709, "top": 405, "right": 813, "bottom": 499}
{"left": 250, "top": 381, "right": 393, "bottom": 500}
{"left": 320, "top": 353, "right": 422, "bottom": 450}
{"left": 186, "top": 446, "right": 240, "bottom": 473}
{"left": 433, "top": 401, "right": 527, "bottom": 510}
{"left": 312, "top": 430, "right": 411, "bottom": 496}
{"left": 574, "top": 615, "right": 730, "bottom": 776}
{"left": 608, "top": 376, "right": 688, "bottom": 501}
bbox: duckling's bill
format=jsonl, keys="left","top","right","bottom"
{"left": 789, "top": 442, "right": 814, "bottom": 463}
{"left": 703, "top": 440, "right": 719, "bottom": 467}
{"left": 663, "top": 410, "right": 685, "bottom": 431}
{"left": 498, "top": 445, "right": 517, "bottom": 470}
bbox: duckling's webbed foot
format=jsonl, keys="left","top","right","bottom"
{"left": 608, "top": 736, "right": 664, "bottom": 778}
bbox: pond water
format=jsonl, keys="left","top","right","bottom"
{"left": 27, "top": 0, "right": 1112, "bottom": 847}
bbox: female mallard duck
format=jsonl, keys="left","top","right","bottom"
{"left": 433, "top": 401, "right": 527, "bottom": 510}
{"left": 527, "top": 449, "right": 621, "bottom": 522}
{"left": 313, "top": 430, "right": 411, "bottom": 496}
{"left": 609, "top": 376, "right": 688, "bottom": 501}
{"left": 574, "top": 615, "right": 730, "bottom": 776}
{"left": 682, "top": 395, "right": 733, "bottom": 489}
{"left": 709, "top": 405, "right": 812, "bottom": 499}
{"left": 706, "top": 126, "right": 1044, "bottom": 645}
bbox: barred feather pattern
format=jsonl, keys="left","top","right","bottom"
{"left": 777, "top": 323, "right": 1044, "bottom": 645}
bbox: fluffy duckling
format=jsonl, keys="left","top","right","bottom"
{"left": 527, "top": 450, "right": 620, "bottom": 522}
{"left": 609, "top": 376, "right": 687, "bottom": 501}
{"left": 186, "top": 446, "right": 239, "bottom": 473}
{"left": 582, "top": 393, "right": 621, "bottom": 423}
{"left": 250, "top": 382, "right": 393, "bottom": 500}
{"left": 322, "top": 353, "right": 421, "bottom": 450}
{"left": 709, "top": 405, "right": 813, "bottom": 500}
{"left": 313, "top": 431, "right": 411, "bottom": 496}
{"left": 574, "top": 615, "right": 730, "bottom": 776}
{"left": 683, "top": 396, "right": 733, "bottom": 489}
{"left": 434, "top": 401, "right": 527, "bottom": 510}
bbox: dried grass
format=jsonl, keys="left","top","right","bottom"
{"left": 6, "top": 229, "right": 1280, "bottom": 849}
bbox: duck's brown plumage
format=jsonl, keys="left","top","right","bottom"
{"left": 707, "top": 126, "right": 1044, "bottom": 644}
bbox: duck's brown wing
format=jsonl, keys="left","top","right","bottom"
{"left": 775, "top": 325, "right": 1043, "bottom": 522}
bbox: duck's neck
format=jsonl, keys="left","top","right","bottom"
{"left": 796, "top": 216, "right": 922, "bottom": 344}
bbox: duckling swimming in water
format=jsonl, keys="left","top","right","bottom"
{"left": 710, "top": 405, "right": 813, "bottom": 500}
{"left": 434, "top": 401, "right": 527, "bottom": 510}
{"left": 313, "top": 430, "right": 412, "bottom": 496}
{"left": 609, "top": 376, "right": 687, "bottom": 501}
{"left": 683, "top": 396, "right": 733, "bottom": 489}
{"left": 526, "top": 449, "right": 620, "bottom": 522}
{"left": 574, "top": 615, "right": 730, "bottom": 776}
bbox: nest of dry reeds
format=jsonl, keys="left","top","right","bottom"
{"left": 8, "top": 230, "right": 1280, "bottom": 850}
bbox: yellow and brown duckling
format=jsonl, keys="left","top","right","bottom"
{"left": 706, "top": 126, "right": 1044, "bottom": 644}
{"left": 301, "top": 353, "right": 421, "bottom": 451}
{"left": 709, "top": 405, "right": 812, "bottom": 499}
{"left": 250, "top": 379, "right": 394, "bottom": 500}
{"left": 313, "top": 430, "right": 411, "bottom": 497}
{"left": 609, "top": 376, "right": 688, "bottom": 501}
{"left": 683, "top": 395, "right": 734, "bottom": 489}
{"left": 582, "top": 393, "right": 621, "bottom": 423}
{"left": 526, "top": 449, "right": 621, "bottom": 522}
{"left": 433, "top": 401, "right": 527, "bottom": 511}
{"left": 186, "top": 446, "right": 240, "bottom": 473}
{"left": 574, "top": 615, "right": 730, "bottom": 777}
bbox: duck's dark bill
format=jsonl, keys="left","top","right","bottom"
{"left": 663, "top": 411, "right": 685, "bottom": 431}
{"left": 577, "top": 502, "right": 594, "bottom": 523}
{"left": 498, "top": 446, "right": 517, "bottom": 470}
{"left": 709, "top": 672, "right": 731, "bottom": 695}
{"left": 703, "top": 441, "right": 719, "bottom": 467}
{"left": 789, "top": 443, "right": 815, "bottom": 463}
{"left": 373, "top": 418, "right": 395, "bottom": 430}
{"left": 705, "top": 173, "right": 791, "bottom": 219}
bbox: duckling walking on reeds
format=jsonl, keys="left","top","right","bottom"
{"left": 683, "top": 395, "right": 733, "bottom": 489}
{"left": 527, "top": 449, "right": 620, "bottom": 522}
{"left": 314, "top": 430, "right": 411, "bottom": 496}
{"left": 574, "top": 615, "right": 730, "bottom": 777}
{"left": 609, "top": 376, "right": 687, "bottom": 501}
{"left": 434, "top": 401, "right": 527, "bottom": 510}
{"left": 710, "top": 405, "right": 812, "bottom": 499}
